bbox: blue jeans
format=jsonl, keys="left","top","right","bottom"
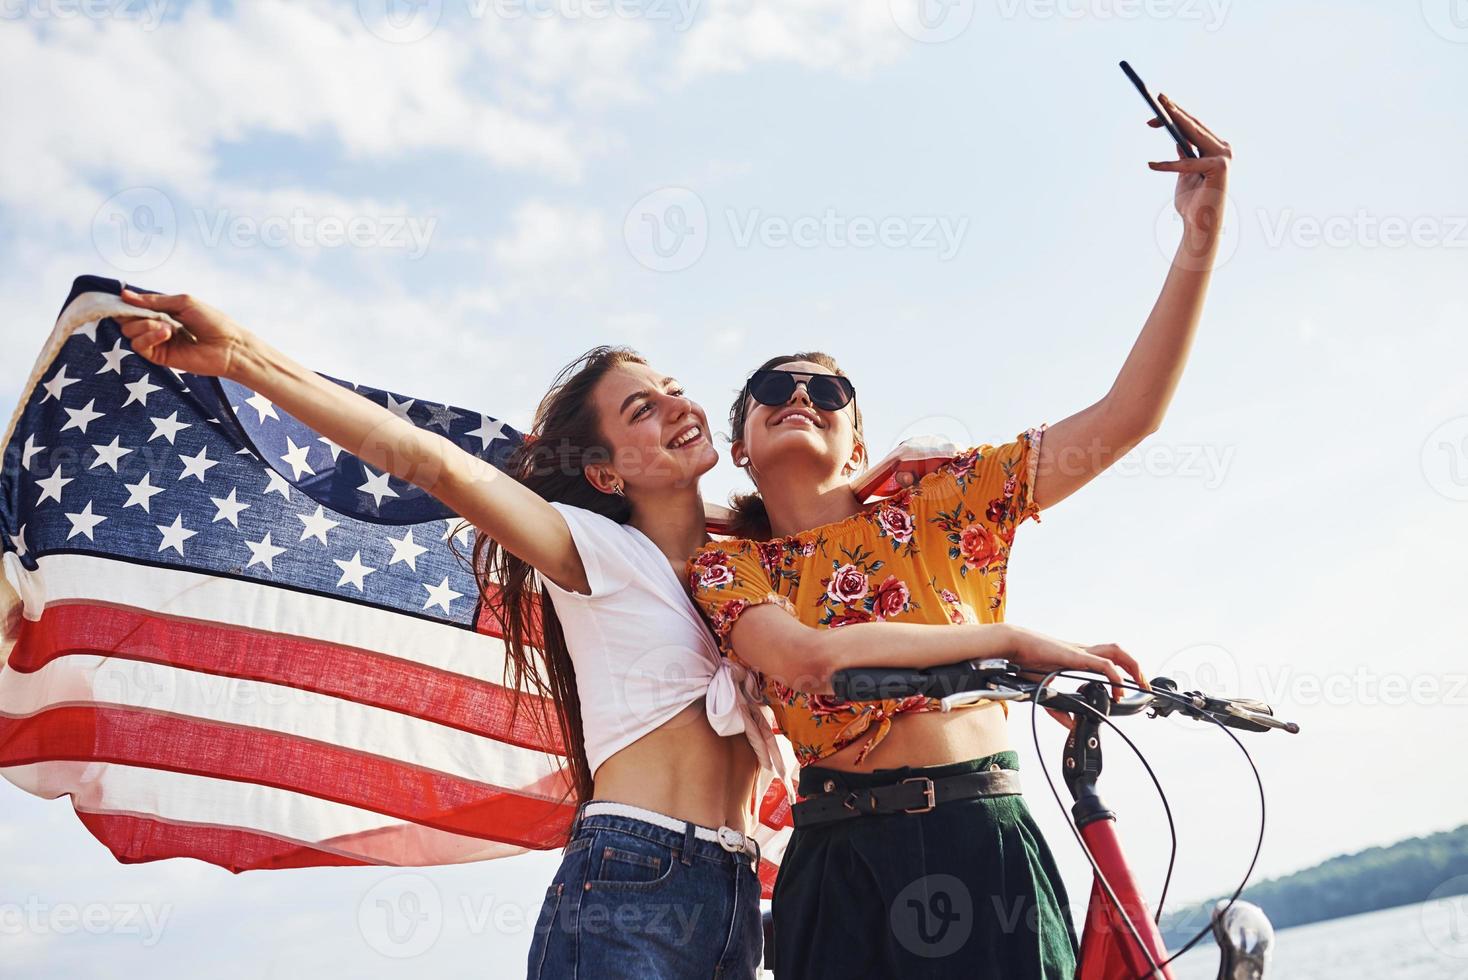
{"left": 525, "top": 802, "right": 764, "bottom": 979}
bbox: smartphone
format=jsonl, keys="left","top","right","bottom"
{"left": 1119, "top": 60, "right": 1197, "bottom": 159}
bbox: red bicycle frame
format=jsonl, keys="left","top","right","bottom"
{"left": 1066, "top": 682, "right": 1175, "bottom": 980}
{"left": 1077, "top": 816, "right": 1174, "bottom": 979}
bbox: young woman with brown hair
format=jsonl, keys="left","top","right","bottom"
{"left": 111, "top": 295, "right": 778, "bottom": 979}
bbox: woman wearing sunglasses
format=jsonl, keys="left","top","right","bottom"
{"left": 688, "top": 96, "right": 1229, "bottom": 979}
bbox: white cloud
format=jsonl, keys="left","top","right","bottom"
{"left": 0, "top": 238, "right": 533, "bottom": 428}
{"left": 0, "top": 0, "right": 587, "bottom": 230}
{"left": 489, "top": 199, "right": 608, "bottom": 300}
{"left": 484, "top": 14, "right": 658, "bottom": 106}
{"left": 674, "top": 0, "right": 909, "bottom": 80}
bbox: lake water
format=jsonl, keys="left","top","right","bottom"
{"left": 1168, "top": 900, "right": 1468, "bottom": 980}
{"left": 748, "top": 899, "right": 1468, "bottom": 978}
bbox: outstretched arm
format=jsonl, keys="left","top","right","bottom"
{"left": 1033, "top": 94, "right": 1233, "bottom": 511}
{"left": 116, "top": 290, "right": 589, "bottom": 593}
{"left": 724, "top": 603, "right": 1144, "bottom": 702}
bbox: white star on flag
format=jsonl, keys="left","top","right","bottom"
{"left": 334, "top": 550, "right": 376, "bottom": 591}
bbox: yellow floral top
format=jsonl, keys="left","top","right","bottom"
{"left": 687, "top": 427, "right": 1047, "bottom": 768}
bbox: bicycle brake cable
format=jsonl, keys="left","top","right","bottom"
{"left": 1033, "top": 674, "right": 1168, "bottom": 979}
{"left": 1031, "top": 670, "right": 1269, "bottom": 976}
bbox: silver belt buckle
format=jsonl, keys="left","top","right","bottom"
{"left": 900, "top": 776, "right": 937, "bottom": 813}
{"left": 717, "top": 826, "right": 747, "bottom": 854}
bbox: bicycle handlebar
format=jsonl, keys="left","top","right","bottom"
{"left": 830, "top": 659, "right": 1301, "bottom": 734}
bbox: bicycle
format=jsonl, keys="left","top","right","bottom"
{"left": 760, "top": 657, "right": 1299, "bottom": 979}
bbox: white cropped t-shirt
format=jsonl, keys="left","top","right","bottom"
{"left": 534, "top": 503, "right": 791, "bottom": 795}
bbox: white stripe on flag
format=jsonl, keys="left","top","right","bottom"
{"left": 2, "top": 760, "right": 532, "bottom": 866}
{"left": 0, "top": 653, "right": 562, "bottom": 790}
{"left": 6, "top": 553, "right": 514, "bottom": 685}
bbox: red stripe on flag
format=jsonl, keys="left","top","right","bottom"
{"left": 0, "top": 706, "right": 576, "bottom": 849}
{"left": 7, "top": 602, "right": 565, "bottom": 755}
{"left": 74, "top": 810, "right": 374, "bottom": 872}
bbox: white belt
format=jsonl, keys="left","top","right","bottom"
{"left": 581, "top": 801, "right": 760, "bottom": 861}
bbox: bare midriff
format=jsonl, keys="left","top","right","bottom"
{"left": 811, "top": 698, "right": 1011, "bottom": 774}
{"left": 589, "top": 697, "right": 762, "bottom": 833}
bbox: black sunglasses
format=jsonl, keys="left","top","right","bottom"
{"left": 743, "top": 368, "right": 856, "bottom": 413}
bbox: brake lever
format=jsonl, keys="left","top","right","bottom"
{"left": 1146, "top": 679, "right": 1301, "bottom": 734}
{"left": 1223, "top": 701, "right": 1301, "bottom": 734}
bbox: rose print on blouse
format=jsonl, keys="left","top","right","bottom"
{"left": 754, "top": 536, "right": 818, "bottom": 592}
{"left": 814, "top": 546, "right": 920, "bottom": 628}
{"left": 871, "top": 495, "right": 919, "bottom": 556}
{"left": 930, "top": 500, "right": 1000, "bottom": 576}
{"left": 691, "top": 549, "right": 735, "bottom": 590}
{"left": 932, "top": 580, "right": 980, "bottom": 625}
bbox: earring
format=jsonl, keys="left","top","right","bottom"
{"left": 612, "top": 483, "right": 625, "bottom": 497}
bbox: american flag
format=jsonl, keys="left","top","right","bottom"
{"left": 0, "top": 276, "right": 793, "bottom": 894}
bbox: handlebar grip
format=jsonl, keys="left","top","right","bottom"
{"left": 830, "top": 667, "right": 934, "bottom": 701}
{"left": 831, "top": 661, "right": 1004, "bottom": 702}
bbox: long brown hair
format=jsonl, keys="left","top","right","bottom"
{"left": 726, "top": 351, "right": 865, "bottom": 540}
{"left": 462, "top": 346, "right": 645, "bottom": 806}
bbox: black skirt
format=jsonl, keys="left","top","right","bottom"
{"left": 771, "top": 751, "right": 1080, "bottom": 979}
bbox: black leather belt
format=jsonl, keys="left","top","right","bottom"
{"left": 791, "top": 765, "right": 1022, "bottom": 828}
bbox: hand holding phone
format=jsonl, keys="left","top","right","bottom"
{"left": 1115, "top": 61, "right": 1234, "bottom": 254}
{"left": 1119, "top": 60, "right": 1198, "bottom": 159}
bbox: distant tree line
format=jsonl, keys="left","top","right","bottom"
{"left": 1159, "top": 822, "right": 1468, "bottom": 947}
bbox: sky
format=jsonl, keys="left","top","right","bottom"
{"left": 2, "top": 0, "right": 1467, "bottom": 976}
